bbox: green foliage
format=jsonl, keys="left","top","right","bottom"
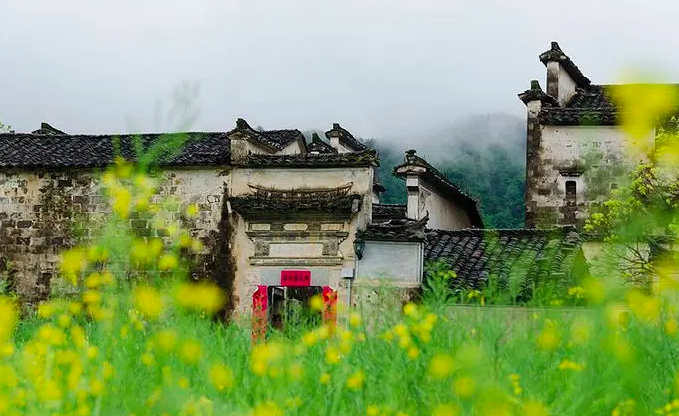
{"left": 0, "top": 119, "right": 10, "bottom": 133}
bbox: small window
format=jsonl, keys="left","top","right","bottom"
{"left": 610, "top": 183, "right": 618, "bottom": 190}
{"left": 566, "top": 181, "right": 577, "bottom": 200}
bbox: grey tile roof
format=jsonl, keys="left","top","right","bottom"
{"left": 325, "top": 123, "right": 369, "bottom": 152}
{"left": 228, "top": 118, "right": 303, "bottom": 151}
{"left": 0, "top": 131, "right": 230, "bottom": 169}
{"left": 424, "top": 227, "right": 586, "bottom": 302}
{"left": 372, "top": 203, "right": 407, "bottom": 222}
{"left": 538, "top": 85, "right": 619, "bottom": 125}
{"left": 357, "top": 216, "right": 428, "bottom": 242}
{"left": 244, "top": 149, "right": 379, "bottom": 168}
{"left": 307, "top": 133, "right": 337, "bottom": 154}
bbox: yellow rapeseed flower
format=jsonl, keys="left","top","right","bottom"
{"left": 70, "top": 325, "right": 86, "bottom": 348}
{"left": 250, "top": 402, "right": 283, "bottom": 416}
{"left": 85, "top": 273, "right": 102, "bottom": 289}
{"left": 367, "top": 405, "right": 380, "bottom": 416}
{"left": 346, "top": 370, "right": 365, "bottom": 390}
{"left": 285, "top": 396, "right": 303, "bottom": 409}
{"left": 581, "top": 277, "right": 606, "bottom": 304}
{"left": 403, "top": 302, "right": 418, "bottom": 316}
{"left": 60, "top": 248, "right": 87, "bottom": 284}
{"left": 174, "top": 282, "right": 226, "bottom": 315}
{"left": 320, "top": 373, "right": 331, "bottom": 385}
{"left": 432, "top": 403, "right": 460, "bottom": 416}
{"left": 155, "top": 329, "right": 177, "bottom": 352}
{"left": 157, "top": 254, "right": 179, "bottom": 271}
{"left": 178, "top": 376, "right": 190, "bottom": 389}
{"left": 208, "top": 362, "right": 233, "bottom": 392}
{"left": 57, "top": 313, "right": 71, "bottom": 328}
{"left": 626, "top": 289, "right": 660, "bottom": 324}
{"left": 536, "top": 325, "right": 560, "bottom": 352}
{"left": 178, "top": 232, "right": 192, "bottom": 249}
{"left": 407, "top": 346, "right": 420, "bottom": 360}
{"left": 665, "top": 319, "right": 679, "bottom": 337}
{"left": 325, "top": 345, "right": 341, "bottom": 365}
{"left": 309, "top": 294, "right": 324, "bottom": 312}
{"left": 558, "top": 359, "right": 585, "bottom": 371}
{"left": 394, "top": 323, "right": 408, "bottom": 337}
{"left": 250, "top": 342, "right": 284, "bottom": 375}
{"left": 186, "top": 203, "right": 200, "bottom": 218}
{"left": 69, "top": 301, "right": 83, "bottom": 315}
{"left": 134, "top": 285, "right": 163, "bottom": 320}
{"left": 610, "top": 81, "right": 678, "bottom": 145}
{"left": 606, "top": 303, "right": 631, "bottom": 329}
{"left": 0, "top": 297, "right": 17, "bottom": 343}
{"left": 141, "top": 352, "right": 155, "bottom": 368}
{"left": 111, "top": 186, "right": 132, "bottom": 218}
{"left": 179, "top": 339, "right": 202, "bottom": 364}
{"left": 452, "top": 376, "right": 476, "bottom": 398}
{"left": 102, "top": 361, "right": 115, "bottom": 380}
{"left": 38, "top": 302, "right": 57, "bottom": 318}
{"left": 302, "top": 331, "right": 318, "bottom": 347}
{"left": 316, "top": 325, "right": 331, "bottom": 340}
{"left": 82, "top": 290, "right": 102, "bottom": 305}
{"left": 428, "top": 354, "right": 455, "bottom": 379}
{"left": 87, "top": 345, "right": 99, "bottom": 360}
{"left": 523, "top": 401, "right": 550, "bottom": 416}
{"left": 89, "top": 378, "right": 104, "bottom": 396}
{"left": 87, "top": 246, "right": 109, "bottom": 263}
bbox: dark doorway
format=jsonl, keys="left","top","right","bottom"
{"left": 267, "top": 286, "right": 322, "bottom": 336}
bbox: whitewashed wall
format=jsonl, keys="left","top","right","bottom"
{"left": 355, "top": 241, "right": 422, "bottom": 285}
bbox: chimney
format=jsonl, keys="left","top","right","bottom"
{"left": 229, "top": 118, "right": 252, "bottom": 164}
{"left": 538, "top": 41, "right": 586, "bottom": 106}
{"left": 404, "top": 150, "right": 422, "bottom": 220}
{"left": 325, "top": 123, "right": 343, "bottom": 153}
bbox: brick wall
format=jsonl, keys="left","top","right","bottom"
{"left": 0, "top": 168, "right": 230, "bottom": 306}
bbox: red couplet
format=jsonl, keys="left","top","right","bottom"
{"left": 251, "top": 285, "right": 268, "bottom": 344}
{"left": 280, "top": 270, "right": 311, "bottom": 286}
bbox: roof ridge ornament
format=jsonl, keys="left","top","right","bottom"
{"left": 518, "top": 80, "right": 558, "bottom": 106}
{"left": 236, "top": 118, "right": 252, "bottom": 131}
{"left": 32, "top": 122, "right": 66, "bottom": 135}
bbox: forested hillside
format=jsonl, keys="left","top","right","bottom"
{"left": 306, "top": 113, "right": 526, "bottom": 228}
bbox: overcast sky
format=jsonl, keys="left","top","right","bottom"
{"left": 2, "top": 0, "right": 679, "bottom": 139}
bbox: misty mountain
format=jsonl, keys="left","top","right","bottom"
{"left": 372, "top": 113, "right": 526, "bottom": 228}
{"left": 302, "top": 113, "right": 526, "bottom": 228}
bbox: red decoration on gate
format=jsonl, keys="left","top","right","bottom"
{"left": 280, "top": 270, "right": 311, "bottom": 287}
{"left": 251, "top": 285, "right": 268, "bottom": 344}
{"left": 322, "top": 286, "right": 337, "bottom": 333}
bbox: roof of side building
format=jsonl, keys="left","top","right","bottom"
{"left": 424, "top": 227, "right": 588, "bottom": 303}
{"left": 0, "top": 130, "right": 231, "bottom": 168}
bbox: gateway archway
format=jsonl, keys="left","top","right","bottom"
{"left": 252, "top": 269, "right": 337, "bottom": 342}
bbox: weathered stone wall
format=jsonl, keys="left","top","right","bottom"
{"left": 0, "top": 170, "right": 103, "bottom": 302}
{"left": 526, "top": 125, "right": 652, "bottom": 228}
{"left": 0, "top": 167, "right": 230, "bottom": 306}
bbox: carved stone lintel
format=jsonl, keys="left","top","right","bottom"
{"left": 249, "top": 257, "right": 344, "bottom": 266}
